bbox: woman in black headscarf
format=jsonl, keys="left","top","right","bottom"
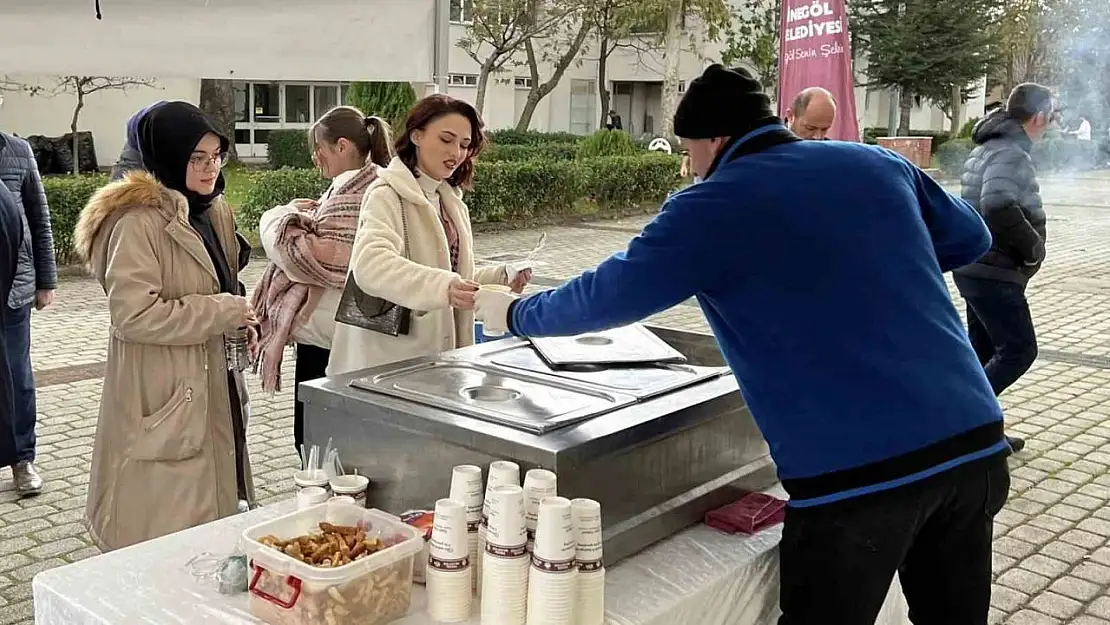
{"left": 75, "top": 101, "right": 257, "bottom": 551}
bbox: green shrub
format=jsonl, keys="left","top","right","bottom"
{"left": 485, "top": 129, "right": 582, "bottom": 146}
{"left": 934, "top": 139, "right": 974, "bottom": 177}
{"left": 863, "top": 128, "right": 951, "bottom": 154}
{"left": 469, "top": 160, "right": 582, "bottom": 222}
{"left": 345, "top": 81, "right": 418, "bottom": 131}
{"left": 958, "top": 117, "right": 979, "bottom": 139}
{"left": 42, "top": 174, "right": 108, "bottom": 263}
{"left": 577, "top": 129, "right": 637, "bottom": 159}
{"left": 1032, "top": 138, "right": 1100, "bottom": 172}
{"left": 267, "top": 130, "right": 313, "bottom": 169}
{"left": 237, "top": 168, "right": 328, "bottom": 232}
{"left": 479, "top": 143, "right": 579, "bottom": 163}
{"left": 467, "top": 152, "right": 683, "bottom": 222}
{"left": 581, "top": 154, "right": 682, "bottom": 209}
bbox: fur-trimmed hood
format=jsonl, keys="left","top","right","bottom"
{"left": 75, "top": 171, "right": 189, "bottom": 271}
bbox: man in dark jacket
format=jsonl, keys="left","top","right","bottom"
{"left": 954, "top": 83, "right": 1053, "bottom": 453}
{"left": 0, "top": 130, "right": 57, "bottom": 494}
{"left": 0, "top": 183, "right": 22, "bottom": 467}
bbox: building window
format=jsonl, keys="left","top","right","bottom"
{"left": 448, "top": 73, "right": 479, "bottom": 87}
{"left": 234, "top": 128, "right": 251, "bottom": 145}
{"left": 314, "top": 85, "right": 339, "bottom": 119}
{"left": 233, "top": 82, "right": 249, "bottom": 123}
{"left": 569, "top": 79, "right": 596, "bottom": 135}
{"left": 514, "top": 76, "right": 532, "bottom": 89}
{"left": 285, "top": 85, "right": 311, "bottom": 123}
{"left": 253, "top": 83, "right": 280, "bottom": 122}
{"left": 450, "top": 0, "right": 472, "bottom": 23}
{"left": 678, "top": 80, "right": 686, "bottom": 93}
{"left": 254, "top": 129, "right": 272, "bottom": 145}
{"left": 613, "top": 82, "right": 633, "bottom": 96}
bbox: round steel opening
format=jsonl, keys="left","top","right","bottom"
{"left": 461, "top": 385, "right": 522, "bottom": 402}
{"left": 575, "top": 335, "right": 613, "bottom": 346}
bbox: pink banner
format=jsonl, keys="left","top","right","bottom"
{"left": 777, "top": 0, "right": 860, "bottom": 142}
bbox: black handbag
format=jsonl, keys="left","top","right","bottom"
{"left": 334, "top": 205, "right": 412, "bottom": 336}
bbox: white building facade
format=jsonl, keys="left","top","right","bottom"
{"left": 0, "top": 0, "right": 982, "bottom": 168}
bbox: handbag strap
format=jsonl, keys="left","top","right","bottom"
{"left": 399, "top": 204, "right": 411, "bottom": 261}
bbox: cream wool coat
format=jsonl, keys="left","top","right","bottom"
{"left": 328, "top": 157, "right": 508, "bottom": 375}
{"left": 75, "top": 172, "right": 253, "bottom": 551}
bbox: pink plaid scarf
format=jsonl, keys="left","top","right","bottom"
{"left": 251, "top": 163, "right": 379, "bottom": 392}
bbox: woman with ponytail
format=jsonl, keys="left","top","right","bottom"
{"left": 251, "top": 106, "right": 393, "bottom": 454}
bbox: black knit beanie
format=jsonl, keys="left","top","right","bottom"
{"left": 674, "top": 64, "right": 778, "bottom": 139}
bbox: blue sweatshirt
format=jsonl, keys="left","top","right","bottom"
{"left": 509, "top": 131, "right": 1007, "bottom": 507}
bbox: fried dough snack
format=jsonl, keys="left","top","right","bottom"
{"left": 258, "top": 522, "right": 386, "bottom": 568}
{"left": 251, "top": 522, "right": 413, "bottom": 625}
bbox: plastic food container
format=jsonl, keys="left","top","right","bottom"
{"left": 241, "top": 503, "right": 423, "bottom": 625}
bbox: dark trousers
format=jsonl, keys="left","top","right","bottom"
{"left": 954, "top": 275, "right": 1038, "bottom": 395}
{"left": 778, "top": 453, "right": 1010, "bottom": 625}
{"left": 293, "top": 343, "right": 331, "bottom": 457}
{"left": 1, "top": 304, "right": 36, "bottom": 464}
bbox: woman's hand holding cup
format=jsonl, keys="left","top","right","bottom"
{"left": 448, "top": 278, "right": 479, "bottom": 310}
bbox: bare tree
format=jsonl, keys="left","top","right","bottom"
{"left": 516, "top": 1, "right": 596, "bottom": 130}
{"left": 20, "top": 76, "right": 158, "bottom": 174}
{"left": 199, "top": 79, "right": 238, "bottom": 161}
{"left": 590, "top": 0, "right": 643, "bottom": 127}
{"left": 457, "top": 0, "right": 564, "bottom": 114}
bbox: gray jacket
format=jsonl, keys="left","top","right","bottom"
{"left": 109, "top": 144, "right": 144, "bottom": 182}
{"left": 954, "top": 110, "right": 1046, "bottom": 285}
{"left": 0, "top": 132, "right": 57, "bottom": 308}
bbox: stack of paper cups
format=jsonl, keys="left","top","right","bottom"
{"left": 523, "top": 469, "right": 558, "bottom": 553}
{"left": 478, "top": 460, "right": 521, "bottom": 596}
{"left": 449, "top": 464, "right": 485, "bottom": 592}
{"left": 426, "top": 498, "right": 473, "bottom": 622}
{"left": 480, "top": 484, "right": 530, "bottom": 625}
{"left": 572, "top": 498, "right": 605, "bottom": 625}
{"left": 526, "top": 496, "right": 577, "bottom": 625}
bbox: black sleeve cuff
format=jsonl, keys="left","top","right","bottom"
{"left": 507, "top": 298, "right": 522, "bottom": 336}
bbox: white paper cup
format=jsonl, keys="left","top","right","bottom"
{"left": 571, "top": 498, "right": 603, "bottom": 565}
{"left": 449, "top": 464, "right": 485, "bottom": 524}
{"left": 527, "top": 564, "right": 578, "bottom": 625}
{"left": 293, "top": 469, "right": 329, "bottom": 491}
{"left": 329, "top": 474, "right": 369, "bottom": 503}
{"left": 486, "top": 484, "right": 528, "bottom": 549}
{"left": 532, "top": 496, "right": 576, "bottom": 563}
{"left": 483, "top": 461, "right": 522, "bottom": 526}
{"left": 576, "top": 568, "right": 606, "bottom": 625}
{"left": 429, "top": 498, "right": 470, "bottom": 563}
{"left": 296, "top": 486, "right": 328, "bottom": 510}
{"left": 481, "top": 553, "right": 529, "bottom": 625}
{"left": 523, "top": 469, "right": 557, "bottom": 548}
{"left": 426, "top": 567, "right": 473, "bottom": 623}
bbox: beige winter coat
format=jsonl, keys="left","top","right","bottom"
{"left": 75, "top": 172, "right": 253, "bottom": 552}
{"left": 328, "top": 157, "right": 508, "bottom": 376}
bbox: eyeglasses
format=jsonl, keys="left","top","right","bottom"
{"left": 188, "top": 153, "right": 229, "bottom": 171}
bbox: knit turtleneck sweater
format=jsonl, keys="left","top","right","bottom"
{"left": 417, "top": 170, "right": 460, "bottom": 272}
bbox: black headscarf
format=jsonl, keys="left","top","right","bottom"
{"left": 136, "top": 101, "right": 236, "bottom": 294}
{"left": 136, "top": 100, "right": 230, "bottom": 216}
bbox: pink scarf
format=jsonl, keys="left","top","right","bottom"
{"left": 250, "top": 163, "right": 379, "bottom": 392}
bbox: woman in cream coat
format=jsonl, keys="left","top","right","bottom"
{"left": 329, "top": 95, "right": 529, "bottom": 375}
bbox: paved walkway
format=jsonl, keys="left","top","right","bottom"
{"left": 1, "top": 174, "right": 1109, "bottom": 624}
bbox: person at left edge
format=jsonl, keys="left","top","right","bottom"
{"left": 476, "top": 64, "right": 1010, "bottom": 625}
{"left": 0, "top": 182, "right": 23, "bottom": 468}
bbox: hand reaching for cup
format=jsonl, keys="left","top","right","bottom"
{"left": 448, "top": 278, "right": 479, "bottom": 310}
{"left": 509, "top": 268, "right": 532, "bottom": 294}
{"left": 475, "top": 286, "right": 518, "bottom": 336}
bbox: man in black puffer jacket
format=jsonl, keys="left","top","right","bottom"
{"left": 954, "top": 83, "right": 1054, "bottom": 453}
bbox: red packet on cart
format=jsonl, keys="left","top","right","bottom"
{"left": 705, "top": 492, "right": 786, "bottom": 535}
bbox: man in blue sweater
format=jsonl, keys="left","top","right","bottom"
{"left": 476, "top": 65, "right": 1010, "bottom": 624}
